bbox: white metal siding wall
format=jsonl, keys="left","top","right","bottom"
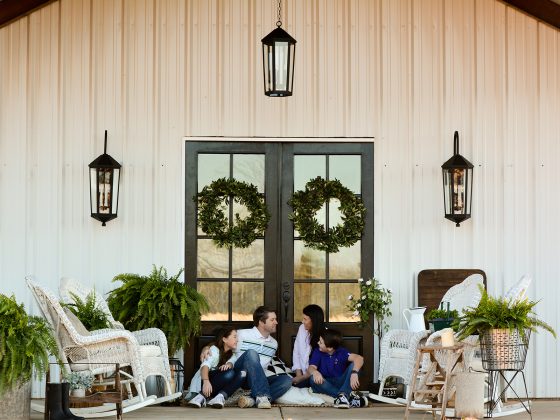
{"left": 0, "top": 0, "right": 558, "bottom": 397}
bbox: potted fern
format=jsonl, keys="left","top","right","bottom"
{"left": 0, "top": 294, "right": 58, "bottom": 420}
{"left": 454, "top": 285, "right": 556, "bottom": 370}
{"left": 62, "top": 291, "right": 111, "bottom": 331}
{"left": 107, "top": 266, "right": 208, "bottom": 356}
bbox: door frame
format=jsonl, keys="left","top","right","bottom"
{"left": 183, "top": 137, "right": 375, "bottom": 386}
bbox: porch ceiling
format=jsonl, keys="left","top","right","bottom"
{"left": 2, "top": 0, "right": 560, "bottom": 30}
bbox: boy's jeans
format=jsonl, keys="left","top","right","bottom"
{"left": 310, "top": 362, "right": 355, "bottom": 398}
{"left": 233, "top": 349, "right": 292, "bottom": 401}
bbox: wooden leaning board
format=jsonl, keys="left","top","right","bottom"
{"left": 417, "top": 269, "right": 487, "bottom": 314}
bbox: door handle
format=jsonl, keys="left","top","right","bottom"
{"left": 282, "top": 281, "right": 291, "bottom": 323}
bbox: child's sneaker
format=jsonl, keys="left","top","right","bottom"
{"left": 238, "top": 395, "right": 255, "bottom": 408}
{"left": 207, "top": 393, "right": 225, "bottom": 408}
{"left": 349, "top": 391, "right": 368, "bottom": 408}
{"left": 256, "top": 395, "right": 272, "bottom": 409}
{"left": 333, "top": 393, "right": 350, "bottom": 409}
{"left": 187, "top": 393, "right": 206, "bottom": 408}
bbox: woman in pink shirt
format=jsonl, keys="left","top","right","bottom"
{"left": 291, "top": 304, "right": 325, "bottom": 387}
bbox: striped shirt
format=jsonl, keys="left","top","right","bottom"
{"left": 230, "top": 327, "right": 277, "bottom": 368}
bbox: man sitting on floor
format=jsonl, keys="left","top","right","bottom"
{"left": 201, "top": 306, "right": 292, "bottom": 409}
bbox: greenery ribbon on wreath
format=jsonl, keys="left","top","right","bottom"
{"left": 288, "top": 176, "right": 366, "bottom": 253}
{"left": 195, "top": 177, "right": 270, "bottom": 248}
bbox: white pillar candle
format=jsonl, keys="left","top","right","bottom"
{"left": 441, "top": 328, "right": 455, "bottom": 347}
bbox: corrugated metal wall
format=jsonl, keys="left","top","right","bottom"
{"left": 0, "top": 0, "right": 558, "bottom": 397}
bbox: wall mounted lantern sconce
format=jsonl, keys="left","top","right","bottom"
{"left": 89, "top": 130, "right": 121, "bottom": 226}
{"left": 261, "top": 0, "right": 296, "bottom": 97}
{"left": 442, "top": 131, "right": 473, "bottom": 227}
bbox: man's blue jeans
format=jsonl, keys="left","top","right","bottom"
{"left": 310, "top": 362, "right": 355, "bottom": 398}
{"left": 233, "top": 349, "right": 292, "bottom": 401}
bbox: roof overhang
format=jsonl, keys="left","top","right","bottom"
{"left": 501, "top": 0, "right": 560, "bottom": 29}
{"left": 0, "top": 0, "right": 56, "bottom": 28}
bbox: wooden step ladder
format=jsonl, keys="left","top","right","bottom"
{"left": 404, "top": 344, "right": 465, "bottom": 420}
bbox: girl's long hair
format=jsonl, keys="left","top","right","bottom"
{"left": 214, "top": 326, "right": 236, "bottom": 366}
{"left": 303, "top": 304, "right": 325, "bottom": 355}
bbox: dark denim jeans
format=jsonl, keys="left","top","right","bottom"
{"left": 233, "top": 349, "right": 292, "bottom": 401}
{"left": 310, "top": 362, "right": 355, "bottom": 398}
{"left": 202, "top": 368, "right": 246, "bottom": 399}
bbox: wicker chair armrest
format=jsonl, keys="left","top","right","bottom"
{"left": 76, "top": 329, "right": 140, "bottom": 347}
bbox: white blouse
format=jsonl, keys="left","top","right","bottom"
{"left": 291, "top": 324, "right": 311, "bottom": 374}
{"left": 188, "top": 345, "right": 220, "bottom": 393}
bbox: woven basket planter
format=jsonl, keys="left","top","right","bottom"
{"left": 0, "top": 381, "right": 31, "bottom": 420}
{"left": 480, "top": 328, "right": 530, "bottom": 371}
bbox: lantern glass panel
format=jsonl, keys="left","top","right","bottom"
{"left": 263, "top": 45, "right": 273, "bottom": 92}
{"left": 451, "top": 168, "right": 466, "bottom": 215}
{"left": 289, "top": 43, "right": 295, "bottom": 92}
{"left": 111, "top": 169, "right": 120, "bottom": 214}
{"left": 274, "top": 41, "right": 289, "bottom": 91}
{"left": 97, "top": 169, "right": 112, "bottom": 214}
{"left": 90, "top": 168, "right": 97, "bottom": 213}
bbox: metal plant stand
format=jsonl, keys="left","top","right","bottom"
{"left": 481, "top": 329, "right": 532, "bottom": 419}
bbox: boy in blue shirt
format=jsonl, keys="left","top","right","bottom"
{"left": 307, "top": 328, "right": 368, "bottom": 409}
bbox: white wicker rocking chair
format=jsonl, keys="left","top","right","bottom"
{"left": 369, "top": 329, "right": 429, "bottom": 404}
{"left": 57, "top": 277, "right": 181, "bottom": 405}
{"left": 26, "top": 279, "right": 179, "bottom": 418}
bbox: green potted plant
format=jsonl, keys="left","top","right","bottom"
{"left": 63, "top": 372, "right": 94, "bottom": 397}
{"left": 348, "top": 277, "right": 395, "bottom": 395}
{"left": 107, "top": 265, "right": 209, "bottom": 357}
{"left": 426, "top": 304, "right": 459, "bottom": 332}
{"left": 454, "top": 285, "right": 556, "bottom": 370}
{"left": 0, "top": 294, "right": 58, "bottom": 420}
{"left": 348, "top": 277, "right": 393, "bottom": 340}
{"left": 62, "top": 291, "right": 112, "bottom": 331}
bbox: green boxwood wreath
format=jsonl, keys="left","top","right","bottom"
{"left": 195, "top": 177, "right": 270, "bottom": 248}
{"left": 288, "top": 176, "right": 366, "bottom": 253}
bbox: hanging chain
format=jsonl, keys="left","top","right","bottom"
{"left": 276, "top": 0, "right": 282, "bottom": 27}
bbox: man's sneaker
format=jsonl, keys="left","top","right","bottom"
{"left": 349, "top": 391, "right": 368, "bottom": 408}
{"left": 207, "top": 393, "right": 225, "bottom": 408}
{"left": 333, "top": 393, "right": 350, "bottom": 409}
{"left": 256, "top": 396, "right": 272, "bottom": 409}
{"left": 238, "top": 395, "right": 255, "bottom": 408}
{"left": 187, "top": 393, "right": 206, "bottom": 408}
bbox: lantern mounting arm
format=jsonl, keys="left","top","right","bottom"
{"left": 454, "top": 131, "right": 459, "bottom": 155}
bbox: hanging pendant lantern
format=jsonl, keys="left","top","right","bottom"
{"left": 261, "top": 0, "right": 296, "bottom": 97}
{"left": 442, "top": 131, "right": 474, "bottom": 227}
{"left": 89, "top": 130, "right": 121, "bottom": 226}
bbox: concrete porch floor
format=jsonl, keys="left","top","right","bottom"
{"left": 31, "top": 400, "right": 558, "bottom": 419}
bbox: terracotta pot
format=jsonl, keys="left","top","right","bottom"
{"left": 0, "top": 381, "right": 31, "bottom": 420}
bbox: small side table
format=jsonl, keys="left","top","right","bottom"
{"left": 404, "top": 344, "right": 465, "bottom": 420}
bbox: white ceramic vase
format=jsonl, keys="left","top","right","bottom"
{"left": 71, "top": 388, "right": 86, "bottom": 398}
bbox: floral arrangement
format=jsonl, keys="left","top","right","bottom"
{"left": 63, "top": 371, "right": 94, "bottom": 391}
{"left": 348, "top": 277, "right": 393, "bottom": 339}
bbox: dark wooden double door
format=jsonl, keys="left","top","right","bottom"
{"left": 184, "top": 140, "right": 374, "bottom": 387}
